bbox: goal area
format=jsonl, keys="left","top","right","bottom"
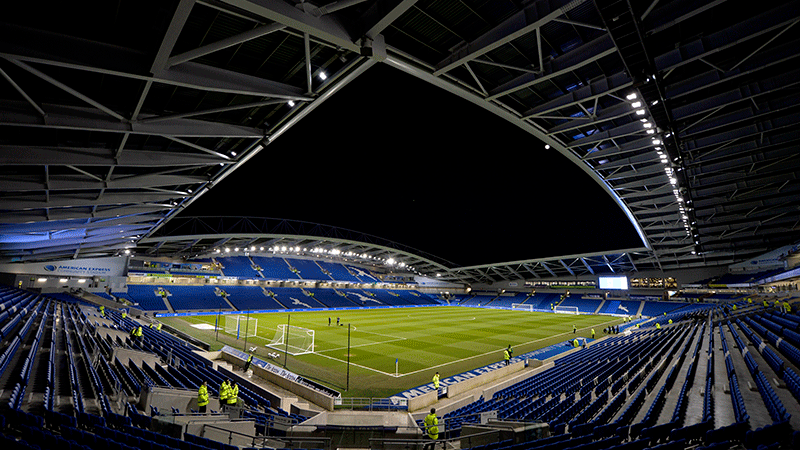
{"left": 266, "top": 324, "right": 316, "bottom": 356}
{"left": 554, "top": 305, "right": 580, "bottom": 315}
{"left": 511, "top": 303, "right": 535, "bottom": 312}
{"left": 224, "top": 315, "right": 258, "bottom": 338}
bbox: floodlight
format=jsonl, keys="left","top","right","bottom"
{"left": 78, "top": 279, "right": 86, "bottom": 283}
{"left": 38, "top": 278, "right": 47, "bottom": 283}
{"left": 288, "top": 101, "right": 295, "bottom": 107}
{"left": 635, "top": 109, "right": 645, "bottom": 115}
{"left": 544, "top": 144, "right": 551, "bottom": 149}
{"left": 60, "top": 279, "right": 68, "bottom": 283}
{"left": 670, "top": 177, "right": 678, "bottom": 185}
{"left": 319, "top": 72, "right": 327, "bottom": 80}
{"left": 631, "top": 101, "right": 642, "bottom": 108}
{"left": 234, "top": 247, "right": 239, "bottom": 252}
{"left": 651, "top": 100, "right": 659, "bottom": 105}
{"left": 647, "top": 129, "right": 655, "bottom": 134}
{"left": 652, "top": 139, "right": 661, "bottom": 145}
{"left": 643, "top": 122, "right": 652, "bottom": 128}
{"left": 225, "top": 248, "right": 230, "bottom": 253}
{"left": 626, "top": 93, "right": 637, "bottom": 100}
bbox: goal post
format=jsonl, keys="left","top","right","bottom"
{"left": 266, "top": 324, "right": 315, "bottom": 356}
{"left": 224, "top": 315, "right": 258, "bottom": 338}
{"left": 554, "top": 305, "right": 580, "bottom": 315}
{"left": 511, "top": 303, "right": 534, "bottom": 312}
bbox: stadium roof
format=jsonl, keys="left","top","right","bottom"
{"left": 1, "top": 0, "right": 799, "bottom": 284}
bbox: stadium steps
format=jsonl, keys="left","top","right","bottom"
{"left": 635, "top": 301, "right": 646, "bottom": 317}
{"left": 731, "top": 319, "right": 800, "bottom": 431}
{"left": 160, "top": 295, "right": 175, "bottom": 314}
{"left": 594, "top": 300, "right": 606, "bottom": 315}
{"left": 262, "top": 287, "right": 287, "bottom": 309}
{"left": 220, "top": 295, "right": 237, "bottom": 311}
{"left": 483, "top": 296, "right": 501, "bottom": 307}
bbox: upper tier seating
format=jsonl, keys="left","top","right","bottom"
{"left": 284, "top": 258, "right": 331, "bottom": 281}
{"left": 250, "top": 257, "right": 301, "bottom": 280}
{"left": 218, "top": 285, "right": 286, "bottom": 310}
{"left": 218, "top": 256, "right": 262, "bottom": 278}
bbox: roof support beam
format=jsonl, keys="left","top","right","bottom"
{"left": 433, "top": 0, "right": 590, "bottom": 76}
{"left": 0, "top": 65, "right": 46, "bottom": 117}
{"left": 0, "top": 102, "right": 264, "bottom": 138}
{"left": 487, "top": 34, "right": 616, "bottom": 101}
{"left": 0, "top": 145, "right": 230, "bottom": 167}
{"left": 357, "top": 0, "right": 419, "bottom": 40}
{"left": 167, "top": 22, "right": 287, "bottom": 67}
{"left": 218, "top": 0, "right": 360, "bottom": 52}
{"left": 4, "top": 58, "right": 127, "bottom": 122}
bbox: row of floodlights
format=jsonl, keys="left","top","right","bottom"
{"left": 212, "top": 245, "right": 414, "bottom": 270}
{"left": 626, "top": 92, "right": 697, "bottom": 251}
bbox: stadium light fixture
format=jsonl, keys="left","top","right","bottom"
{"left": 225, "top": 248, "right": 230, "bottom": 253}
{"left": 234, "top": 247, "right": 240, "bottom": 252}
{"left": 288, "top": 100, "right": 295, "bottom": 107}
{"left": 647, "top": 129, "right": 655, "bottom": 134}
{"left": 78, "top": 279, "right": 86, "bottom": 283}
{"left": 631, "top": 101, "right": 642, "bottom": 108}
{"left": 652, "top": 139, "right": 661, "bottom": 145}
{"left": 544, "top": 144, "right": 551, "bottom": 150}
{"left": 60, "top": 279, "right": 68, "bottom": 283}
{"left": 626, "top": 93, "right": 637, "bottom": 100}
{"left": 319, "top": 72, "right": 327, "bottom": 80}
{"left": 635, "top": 109, "right": 645, "bottom": 115}
{"left": 37, "top": 278, "right": 47, "bottom": 283}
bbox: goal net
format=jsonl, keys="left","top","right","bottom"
{"left": 224, "top": 315, "right": 258, "bottom": 338}
{"left": 266, "top": 324, "right": 315, "bottom": 356}
{"left": 554, "top": 305, "right": 580, "bottom": 315}
{"left": 511, "top": 303, "right": 534, "bottom": 312}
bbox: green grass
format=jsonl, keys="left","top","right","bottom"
{"left": 160, "top": 307, "right": 619, "bottom": 398}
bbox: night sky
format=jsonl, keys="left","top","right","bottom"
{"left": 181, "top": 63, "right": 643, "bottom": 268}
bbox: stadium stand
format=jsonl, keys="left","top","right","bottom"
{"left": 284, "top": 258, "right": 331, "bottom": 281}
{"left": 525, "top": 293, "right": 563, "bottom": 311}
{"left": 558, "top": 297, "right": 603, "bottom": 314}
{"left": 218, "top": 256, "right": 263, "bottom": 279}
{"left": 218, "top": 285, "right": 288, "bottom": 310}
{"left": 250, "top": 257, "right": 301, "bottom": 280}
{"left": 5, "top": 281, "right": 800, "bottom": 450}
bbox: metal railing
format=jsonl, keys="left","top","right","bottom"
{"left": 202, "top": 423, "right": 331, "bottom": 450}
{"left": 369, "top": 429, "right": 500, "bottom": 450}
{"left": 334, "top": 397, "right": 409, "bottom": 411}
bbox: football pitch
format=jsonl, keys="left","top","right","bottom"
{"left": 159, "top": 307, "right": 620, "bottom": 399}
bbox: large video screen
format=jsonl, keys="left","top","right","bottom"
{"left": 599, "top": 276, "right": 629, "bottom": 290}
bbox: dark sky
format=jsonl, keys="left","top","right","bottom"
{"left": 181, "top": 63, "right": 643, "bottom": 267}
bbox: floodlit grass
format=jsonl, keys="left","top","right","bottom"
{"left": 160, "top": 306, "right": 619, "bottom": 398}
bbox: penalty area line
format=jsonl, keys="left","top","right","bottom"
{"left": 395, "top": 317, "right": 621, "bottom": 378}
{"left": 312, "top": 352, "right": 398, "bottom": 377}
